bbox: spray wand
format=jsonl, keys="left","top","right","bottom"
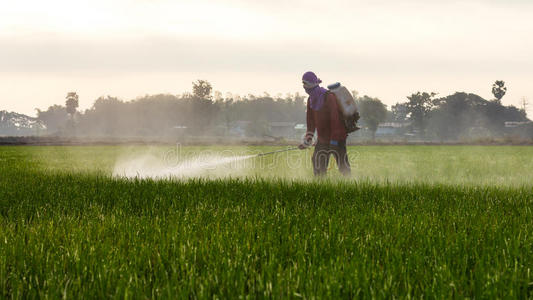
{"left": 256, "top": 147, "right": 300, "bottom": 157}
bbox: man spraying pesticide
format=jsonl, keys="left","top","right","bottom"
{"left": 298, "top": 71, "right": 360, "bottom": 177}
{"left": 211, "top": 71, "right": 358, "bottom": 177}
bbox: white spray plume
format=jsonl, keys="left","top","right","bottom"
{"left": 113, "top": 153, "right": 255, "bottom": 179}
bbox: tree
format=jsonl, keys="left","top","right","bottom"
{"left": 405, "top": 92, "right": 437, "bottom": 136}
{"left": 357, "top": 96, "right": 387, "bottom": 140}
{"left": 192, "top": 80, "right": 213, "bottom": 101}
{"left": 64, "top": 92, "right": 80, "bottom": 135}
{"left": 427, "top": 92, "right": 528, "bottom": 140}
{"left": 83, "top": 96, "right": 124, "bottom": 136}
{"left": 391, "top": 103, "right": 408, "bottom": 121}
{"left": 428, "top": 92, "right": 484, "bottom": 140}
{"left": 36, "top": 105, "right": 69, "bottom": 134}
{"left": 0, "top": 111, "right": 45, "bottom": 136}
{"left": 190, "top": 80, "right": 216, "bottom": 134}
{"left": 66, "top": 92, "right": 79, "bottom": 116}
{"left": 492, "top": 80, "right": 507, "bottom": 103}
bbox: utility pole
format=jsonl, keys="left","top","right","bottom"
{"left": 521, "top": 97, "right": 529, "bottom": 119}
{"left": 521, "top": 97, "right": 529, "bottom": 111}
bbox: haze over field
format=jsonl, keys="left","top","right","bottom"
{"left": 1, "top": 0, "right": 532, "bottom": 116}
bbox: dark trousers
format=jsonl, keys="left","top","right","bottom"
{"left": 312, "top": 140, "right": 351, "bottom": 177}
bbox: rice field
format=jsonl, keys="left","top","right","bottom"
{"left": 16, "top": 145, "right": 533, "bottom": 185}
{"left": 1, "top": 145, "right": 533, "bottom": 298}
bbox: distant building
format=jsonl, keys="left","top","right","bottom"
{"left": 294, "top": 124, "right": 306, "bottom": 130}
{"left": 294, "top": 123, "right": 306, "bottom": 139}
{"left": 375, "top": 121, "right": 411, "bottom": 136}
{"left": 269, "top": 122, "right": 297, "bottom": 138}
{"left": 505, "top": 121, "right": 531, "bottom": 128}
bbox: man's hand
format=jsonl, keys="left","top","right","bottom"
{"left": 298, "top": 137, "right": 312, "bottom": 149}
{"left": 299, "top": 133, "right": 313, "bottom": 150}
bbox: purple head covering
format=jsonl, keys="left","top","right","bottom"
{"left": 302, "top": 71, "right": 327, "bottom": 110}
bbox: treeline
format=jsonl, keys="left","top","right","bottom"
{"left": 28, "top": 80, "right": 533, "bottom": 140}
{"left": 391, "top": 90, "right": 529, "bottom": 140}
{"left": 0, "top": 111, "right": 45, "bottom": 136}
{"left": 37, "top": 80, "right": 308, "bottom": 137}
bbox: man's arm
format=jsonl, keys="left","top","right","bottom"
{"left": 306, "top": 99, "right": 315, "bottom": 135}
{"left": 299, "top": 99, "right": 315, "bottom": 149}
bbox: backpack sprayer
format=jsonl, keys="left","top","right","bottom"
{"left": 327, "top": 82, "right": 360, "bottom": 133}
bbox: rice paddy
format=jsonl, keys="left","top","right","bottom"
{"left": 1, "top": 145, "right": 532, "bottom": 298}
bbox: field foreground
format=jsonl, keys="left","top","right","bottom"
{"left": 1, "top": 146, "right": 533, "bottom": 298}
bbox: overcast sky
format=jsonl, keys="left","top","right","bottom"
{"left": 1, "top": 0, "right": 532, "bottom": 116}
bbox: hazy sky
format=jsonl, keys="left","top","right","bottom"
{"left": 1, "top": 0, "right": 532, "bottom": 116}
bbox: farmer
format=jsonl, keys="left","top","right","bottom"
{"left": 298, "top": 71, "right": 351, "bottom": 176}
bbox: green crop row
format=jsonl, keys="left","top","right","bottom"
{"left": 1, "top": 146, "right": 533, "bottom": 298}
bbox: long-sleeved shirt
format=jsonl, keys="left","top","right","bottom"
{"left": 306, "top": 92, "right": 347, "bottom": 144}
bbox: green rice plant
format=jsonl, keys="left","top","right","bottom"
{"left": 2, "top": 145, "right": 532, "bottom": 184}
{"left": 0, "top": 146, "right": 532, "bottom": 298}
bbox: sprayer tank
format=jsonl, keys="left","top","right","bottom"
{"left": 327, "top": 82, "right": 358, "bottom": 117}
